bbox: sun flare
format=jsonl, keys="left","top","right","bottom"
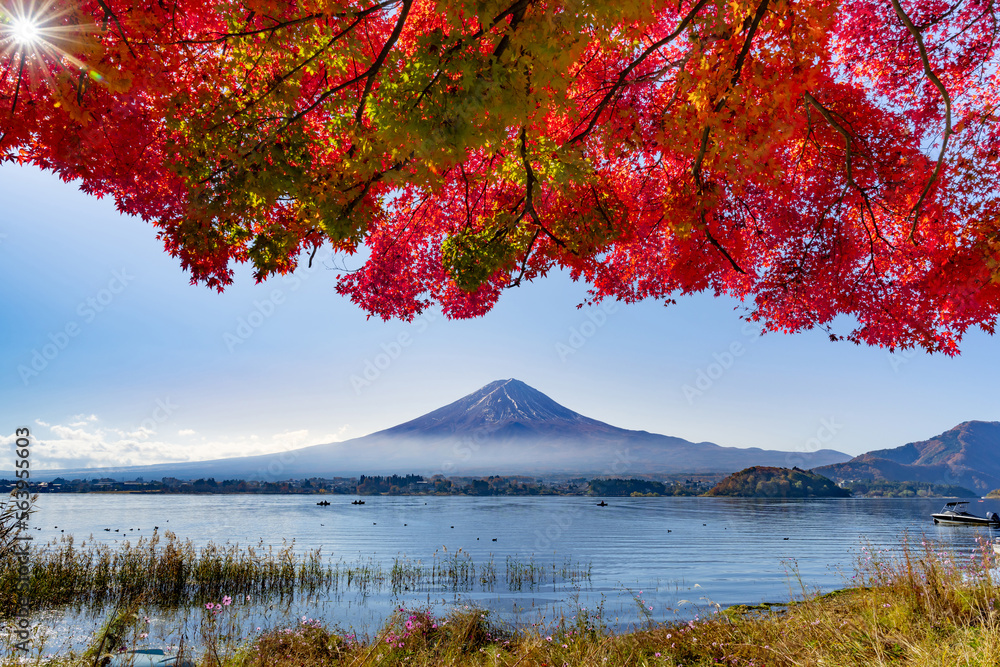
{"left": 10, "top": 17, "right": 38, "bottom": 44}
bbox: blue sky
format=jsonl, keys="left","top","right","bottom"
{"left": 2, "top": 162, "right": 999, "bottom": 471}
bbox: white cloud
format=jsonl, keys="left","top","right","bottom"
{"left": 70, "top": 414, "right": 98, "bottom": 423}
{"left": 12, "top": 418, "right": 344, "bottom": 471}
{"left": 319, "top": 425, "right": 351, "bottom": 443}
{"left": 273, "top": 429, "right": 311, "bottom": 448}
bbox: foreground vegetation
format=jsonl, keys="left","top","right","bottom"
{"left": 0, "top": 532, "right": 592, "bottom": 618}
{"left": 5, "top": 536, "right": 1000, "bottom": 665}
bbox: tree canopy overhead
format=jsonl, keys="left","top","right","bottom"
{"left": 2, "top": 0, "right": 999, "bottom": 352}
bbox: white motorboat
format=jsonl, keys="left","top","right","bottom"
{"left": 931, "top": 501, "right": 999, "bottom": 526}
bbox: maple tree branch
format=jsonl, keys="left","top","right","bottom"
{"left": 519, "top": 127, "right": 539, "bottom": 225}
{"left": 491, "top": 0, "right": 535, "bottom": 30}
{"left": 9, "top": 50, "right": 26, "bottom": 116}
{"left": 167, "top": 8, "right": 392, "bottom": 46}
{"left": 889, "top": 0, "right": 954, "bottom": 242}
{"left": 210, "top": 12, "right": 322, "bottom": 41}
{"left": 687, "top": 0, "right": 769, "bottom": 274}
{"left": 937, "top": 4, "right": 1000, "bottom": 53}
{"left": 411, "top": 68, "right": 446, "bottom": 110}
{"left": 200, "top": 2, "right": 409, "bottom": 183}
{"left": 508, "top": 228, "right": 540, "bottom": 287}
{"left": 590, "top": 184, "right": 615, "bottom": 228}
{"left": 209, "top": 14, "right": 368, "bottom": 132}
{"left": 377, "top": 188, "right": 436, "bottom": 257}
{"left": 75, "top": 70, "right": 88, "bottom": 105}
{"left": 803, "top": 91, "right": 892, "bottom": 249}
{"left": 568, "top": 0, "right": 711, "bottom": 144}
{"left": 519, "top": 128, "right": 572, "bottom": 252}
{"left": 492, "top": 0, "right": 531, "bottom": 60}
{"left": 459, "top": 163, "right": 472, "bottom": 224}
{"left": 95, "top": 0, "right": 138, "bottom": 59}
{"left": 355, "top": 0, "right": 413, "bottom": 124}
{"left": 340, "top": 157, "right": 411, "bottom": 219}
{"left": 730, "top": 0, "right": 770, "bottom": 87}
{"left": 410, "top": 0, "right": 540, "bottom": 112}
{"left": 693, "top": 0, "right": 768, "bottom": 188}
{"left": 700, "top": 210, "right": 746, "bottom": 274}
{"left": 804, "top": 93, "right": 857, "bottom": 181}
{"left": 692, "top": 125, "right": 712, "bottom": 189}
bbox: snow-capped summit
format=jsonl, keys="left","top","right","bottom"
{"left": 379, "top": 378, "right": 594, "bottom": 436}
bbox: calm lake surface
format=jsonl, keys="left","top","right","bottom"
{"left": 21, "top": 494, "right": 1000, "bottom": 650}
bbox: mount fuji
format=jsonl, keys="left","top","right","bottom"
{"left": 39, "top": 379, "right": 850, "bottom": 480}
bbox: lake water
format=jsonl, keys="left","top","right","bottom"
{"left": 16, "top": 494, "right": 1000, "bottom": 652}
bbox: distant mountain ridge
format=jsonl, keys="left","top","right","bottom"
{"left": 815, "top": 421, "right": 1000, "bottom": 494}
{"left": 38, "top": 379, "right": 851, "bottom": 481}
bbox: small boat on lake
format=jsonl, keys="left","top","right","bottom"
{"left": 352, "top": 500, "right": 366, "bottom": 505}
{"left": 931, "top": 501, "right": 999, "bottom": 526}
{"left": 596, "top": 501, "right": 608, "bottom": 507}
{"left": 316, "top": 500, "right": 330, "bottom": 506}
